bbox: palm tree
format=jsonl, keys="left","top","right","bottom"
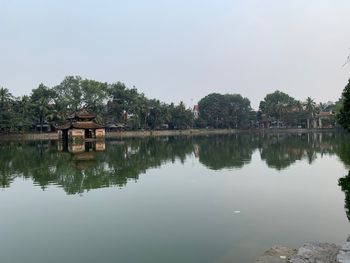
{"left": 13, "top": 95, "right": 32, "bottom": 132}
{"left": 0, "top": 87, "right": 14, "bottom": 132}
{"left": 319, "top": 102, "right": 324, "bottom": 111}
{"left": 304, "top": 97, "right": 316, "bottom": 128}
{"left": 0, "top": 87, "right": 13, "bottom": 109}
{"left": 291, "top": 100, "right": 304, "bottom": 127}
{"left": 304, "top": 97, "right": 316, "bottom": 113}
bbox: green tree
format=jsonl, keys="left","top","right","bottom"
{"left": 198, "top": 93, "right": 223, "bottom": 128}
{"left": 198, "top": 93, "right": 252, "bottom": 128}
{"left": 303, "top": 97, "right": 317, "bottom": 128}
{"left": 81, "top": 79, "right": 108, "bottom": 122}
{"left": 31, "top": 84, "right": 56, "bottom": 132}
{"left": 106, "top": 82, "right": 144, "bottom": 127}
{"left": 339, "top": 170, "right": 350, "bottom": 221}
{"left": 54, "top": 76, "right": 83, "bottom": 112}
{"left": 12, "top": 95, "right": 32, "bottom": 132}
{"left": 337, "top": 80, "right": 350, "bottom": 131}
{"left": 0, "top": 87, "right": 15, "bottom": 132}
{"left": 304, "top": 97, "right": 316, "bottom": 113}
{"left": 0, "top": 87, "right": 13, "bottom": 107}
{"left": 169, "top": 102, "right": 193, "bottom": 129}
{"left": 259, "top": 90, "right": 297, "bottom": 128}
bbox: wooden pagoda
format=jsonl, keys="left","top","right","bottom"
{"left": 57, "top": 109, "right": 105, "bottom": 141}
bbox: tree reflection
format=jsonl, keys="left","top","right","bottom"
{"left": 0, "top": 132, "right": 349, "bottom": 194}
{"left": 197, "top": 134, "right": 256, "bottom": 170}
{"left": 336, "top": 138, "right": 350, "bottom": 221}
{"left": 259, "top": 133, "right": 342, "bottom": 170}
{"left": 339, "top": 171, "right": 350, "bottom": 221}
{"left": 0, "top": 137, "right": 195, "bottom": 194}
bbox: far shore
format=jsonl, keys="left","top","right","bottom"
{"left": 0, "top": 128, "right": 341, "bottom": 141}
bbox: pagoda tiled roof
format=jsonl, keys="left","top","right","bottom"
{"left": 57, "top": 121, "right": 104, "bottom": 130}
{"left": 56, "top": 123, "right": 71, "bottom": 130}
{"left": 317, "top": 111, "right": 333, "bottom": 117}
{"left": 73, "top": 121, "right": 104, "bottom": 129}
{"left": 67, "top": 109, "right": 96, "bottom": 119}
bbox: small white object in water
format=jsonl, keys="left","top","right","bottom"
{"left": 280, "top": 255, "right": 287, "bottom": 259}
{"left": 233, "top": 210, "right": 241, "bottom": 214}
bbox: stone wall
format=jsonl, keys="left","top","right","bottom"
{"left": 0, "top": 128, "right": 340, "bottom": 141}
{"left": 95, "top": 129, "right": 105, "bottom": 138}
{"left": 337, "top": 237, "right": 350, "bottom": 263}
{"left": 68, "top": 129, "right": 85, "bottom": 139}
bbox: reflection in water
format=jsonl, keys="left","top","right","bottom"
{"left": 259, "top": 133, "right": 340, "bottom": 170}
{"left": 58, "top": 141, "right": 106, "bottom": 154}
{"left": 197, "top": 134, "right": 255, "bottom": 169}
{"left": 339, "top": 171, "right": 350, "bottom": 221}
{"left": 0, "top": 132, "right": 349, "bottom": 195}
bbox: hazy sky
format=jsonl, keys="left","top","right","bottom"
{"left": 1, "top": 0, "right": 350, "bottom": 109}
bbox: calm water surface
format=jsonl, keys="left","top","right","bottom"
{"left": 1, "top": 133, "right": 350, "bottom": 263}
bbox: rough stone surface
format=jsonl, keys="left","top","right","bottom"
{"left": 290, "top": 241, "right": 339, "bottom": 263}
{"left": 341, "top": 242, "right": 350, "bottom": 252}
{"left": 257, "top": 241, "right": 341, "bottom": 263}
{"left": 337, "top": 250, "right": 350, "bottom": 263}
{"left": 256, "top": 246, "right": 297, "bottom": 263}
{"left": 337, "top": 239, "right": 350, "bottom": 263}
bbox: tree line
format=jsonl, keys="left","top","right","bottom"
{"left": 0, "top": 75, "right": 344, "bottom": 133}
{"left": 0, "top": 76, "right": 193, "bottom": 132}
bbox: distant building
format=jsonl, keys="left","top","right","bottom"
{"left": 316, "top": 111, "right": 335, "bottom": 128}
{"left": 123, "top": 110, "right": 134, "bottom": 121}
{"left": 33, "top": 122, "right": 52, "bottom": 132}
{"left": 193, "top": 105, "right": 199, "bottom": 119}
{"left": 106, "top": 123, "right": 126, "bottom": 132}
{"left": 57, "top": 109, "right": 105, "bottom": 141}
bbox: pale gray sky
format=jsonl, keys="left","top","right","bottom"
{"left": 0, "top": 0, "right": 349, "bottom": 109}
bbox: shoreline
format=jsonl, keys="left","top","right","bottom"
{"left": 0, "top": 128, "right": 341, "bottom": 141}
{"left": 256, "top": 237, "right": 350, "bottom": 262}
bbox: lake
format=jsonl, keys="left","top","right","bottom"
{"left": 1, "top": 132, "right": 350, "bottom": 263}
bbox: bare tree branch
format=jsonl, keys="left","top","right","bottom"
{"left": 342, "top": 49, "right": 350, "bottom": 67}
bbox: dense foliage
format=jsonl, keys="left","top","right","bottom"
{"left": 0, "top": 76, "right": 340, "bottom": 133}
{"left": 337, "top": 79, "right": 350, "bottom": 132}
{"left": 258, "top": 91, "right": 337, "bottom": 129}
{"left": 0, "top": 76, "right": 194, "bottom": 132}
{"left": 197, "top": 93, "right": 252, "bottom": 128}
